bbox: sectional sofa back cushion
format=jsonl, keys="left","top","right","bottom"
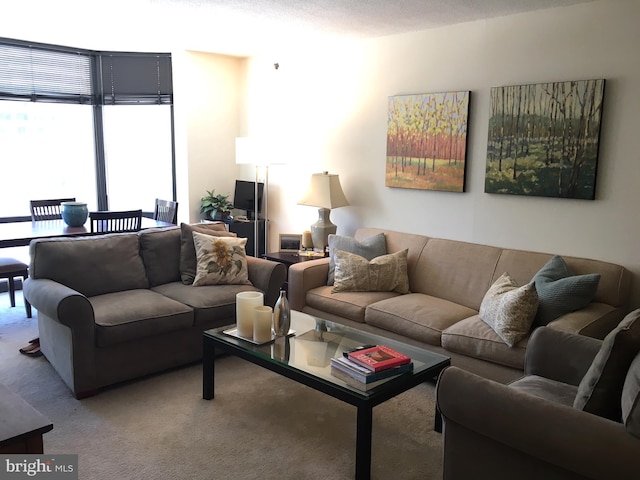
{"left": 414, "top": 239, "right": 503, "bottom": 311}
{"left": 139, "top": 227, "right": 182, "bottom": 287}
{"left": 494, "top": 251, "right": 630, "bottom": 311}
{"left": 29, "top": 233, "right": 148, "bottom": 297}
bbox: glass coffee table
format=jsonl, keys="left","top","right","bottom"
{"left": 202, "top": 310, "right": 450, "bottom": 480}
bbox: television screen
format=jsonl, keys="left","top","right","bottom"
{"left": 233, "top": 180, "right": 264, "bottom": 219}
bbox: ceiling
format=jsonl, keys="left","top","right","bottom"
{"left": 8, "top": 0, "right": 597, "bottom": 56}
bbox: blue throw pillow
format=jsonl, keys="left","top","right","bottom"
{"left": 327, "top": 233, "right": 387, "bottom": 285}
{"left": 532, "top": 255, "right": 600, "bottom": 326}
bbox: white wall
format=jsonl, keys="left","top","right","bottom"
{"left": 172, "top": 50, "right": 243, "bottom": 223}
{"left": 243, "top": 0, "right": 640, "bottom": 306}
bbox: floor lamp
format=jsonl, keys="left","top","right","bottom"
{"left": 236, "top": 137, "right": 277, "bottom": 257}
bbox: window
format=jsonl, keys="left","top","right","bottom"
{"left": 0, "top": 38, "right": 175, "bottom": 220}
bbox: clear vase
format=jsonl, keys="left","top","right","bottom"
{"left": 273, "top": 290, "right": 290, "bottom": 337}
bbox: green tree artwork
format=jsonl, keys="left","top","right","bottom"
{"left": 485, "top": 79, "right": 605, "bottom": 199}
{"left": 386, "top": 91, "right": 470, "bottom": 192}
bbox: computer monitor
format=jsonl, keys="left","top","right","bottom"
{"left": 233, "top": 180, "right": 264, "bottom": 220}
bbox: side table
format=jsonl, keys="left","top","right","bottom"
{"left": 0, "top": 383, "right": 53, "bottom": 454}
{"left": 262, "top": 251, "right": 324, "bottom": 291}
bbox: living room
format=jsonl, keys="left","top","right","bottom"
{"left": 3, "top": 0, "right": 639, "bottom": 305}
{"left": 2, "top": 0, "right": 640, "bottom": 478}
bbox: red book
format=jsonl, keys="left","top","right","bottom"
{"left": 347, "top": 345, "right": 411, "bottom": 372}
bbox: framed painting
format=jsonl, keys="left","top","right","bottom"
{"left": 386, "top": 91, "right": 470, "bottom": 192}
{"left": 485, "top": 79, "right": 605, "bottom": 199}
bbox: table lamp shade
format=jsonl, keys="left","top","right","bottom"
{"left": 298, "top": 172, "right": 349, "bottom": 251}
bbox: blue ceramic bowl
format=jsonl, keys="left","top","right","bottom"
{"left": 61, "top": 202, "right": 88, "bottom": 227}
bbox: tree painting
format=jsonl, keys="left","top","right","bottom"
{"left": 386, "top": 91, "right": 470, "bottom": 192}
{"left": 485, "top": 79, "right": 605, "bottom": 199}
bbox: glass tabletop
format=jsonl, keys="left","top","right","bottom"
{"left": 205, "top": 310, "right": 450, "bottom": 395}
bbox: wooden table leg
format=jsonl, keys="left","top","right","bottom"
{"left": 202, "top": 337, "right": 215, "bottom": 400}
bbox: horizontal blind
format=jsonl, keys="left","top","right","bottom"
{"left": 0, "top": 42, "right": 94, "bottom": 104}
{"left": 100, "top": 54, "right": 173, "bottom": 105}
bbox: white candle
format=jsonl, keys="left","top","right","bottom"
{"left": 253, "top": 306, "right": 273, "bottom": 344}
{"left": 236, "top": 291, "right": 264, "bottom": 339}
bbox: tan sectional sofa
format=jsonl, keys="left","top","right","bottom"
{"left": 288, "top": 228, "right": 631, "bottom": 383}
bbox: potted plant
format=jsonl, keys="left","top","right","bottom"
{"left": 200, "top": 189, "right": 234, "bottom": 221}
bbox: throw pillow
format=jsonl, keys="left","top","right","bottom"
{"left": 327, "top": 233, "right": 387, "bottom": 285}
{"left": 191, "top": 231, "right": 251, "bottom": 287}
{"left": 532, "top": 255, "right": 601, "bottom": 326}
{"left": 479, "top": 273, "right": 539, "bottom": 347}
{"left": 179, "top": 222, "right": 237, "bottom": 285}
{"left": 574, "top": 309, "right": 640, "bottom": 421}
{"left": 332, "top": 249, "right": 410, "bottom": 294}
{"left": 622, "top": 352, "right": 640, "bottom": 439}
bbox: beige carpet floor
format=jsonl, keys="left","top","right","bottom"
{"left": 0, "top": 291, "right": 444, "bottom": 479}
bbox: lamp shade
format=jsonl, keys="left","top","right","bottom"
{"left": 297, "top": 172, "right": 349, "bottom": 209}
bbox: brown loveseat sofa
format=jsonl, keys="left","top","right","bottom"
{"left": 24, "top": 224, "right": 286, "bottom": 398}
{"left": 288, "top": 228, "right": 631, "bottom": 383}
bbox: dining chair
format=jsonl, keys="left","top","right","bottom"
{"left": 90, "top": 210, "right": 142, "bottom": 233}
{"left": 0, "top": 257, "right": 32, "bottom": 318}
{"left": 153, "top": 199, "right": 178, "bottom": 225}
{"left": 30, "top": 198, "right": 76, "bottom": 221}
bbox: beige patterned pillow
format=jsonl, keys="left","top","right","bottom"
{"left": 192, "top": 231, "right": 251, "bottom": 286}
{"left": 332, "top": 249, "right": 410, "bottom": 294}
{"left": 479, "top": 272, "right": 539, "bottom": 347}
{"left": 179, "top": 222, "right": 237, "bottom": 285}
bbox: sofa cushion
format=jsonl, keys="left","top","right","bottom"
{"left": 479, "top": 273, "right": 538, "bottom": 347}
{"left": 365, "top": 293, "right": 478, "bottom": 346}
{"left": 152, "top": 282, "right": 260, "bottom": 327}
{"left": 179, "top": 222, "right": 237, "bottom": 285}
{"left": 327, "top": 233, "right": 386, "bottom": 285}
{"left": 574, "top": 309, "right": 640, "bottom": 421}
{"left": 91, "top": 289, "right": 194, "bottom": 347}
{"left": 622, "top": 352, "right": 640, "bottom": 439}
{"left": 533, "top": 255, "right": 600, "bottom": 326}
{"left": 139, "top": 227, "right": 182, "bottom": 287}
{"left": 332, "top": 249, "right": 409, "bottom": 294}
{"left": 441, "top": 315, "right": 528, "bottom": 369}
{"left": 305, "top": 285, "right": 398, "bottom": 323}
{"left": 509, "top": 375, "right": 579, "bottom": 406}
{"left": 29, "top": 233, "right": 148, "bottom": 297}
{"left": 192, "top": 231, "right": 251, "bottom": 287}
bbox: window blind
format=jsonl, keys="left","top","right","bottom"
{"left": 100, "top": 53, "right": 173, "bottom": 105}
{"left": 0, "top": 41, "right": 94, "bottom": 104}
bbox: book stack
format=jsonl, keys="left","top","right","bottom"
{"left": 330, "top": 344, "right": 413, "bottom": 391}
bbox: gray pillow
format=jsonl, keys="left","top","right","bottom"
{"left": 327, "top": 233, "right": 387, "bottom": 285}
{"left": 532, "top": 255, "right": 600, "bottom": 326}
{"left": 574, "top": 309, "right": 640, "bottom": 421}
{"left": 622, "top": 352, "right": 640, "bottom": 439}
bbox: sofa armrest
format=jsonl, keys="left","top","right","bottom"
{"left": 287, "top": 257, "right": 330, "bottom": 311}
{"left": 23, "top": 278, "right": 95, "bottom": 331}
{"left": 548, "top": 302, "right": 627, "bottom": 339}
{"left": 525, "top": 327, "right": 602, "bottom": 385}
{"left": 246, "top": 257, "right": 286, "bottom": 307}
{"left": 436, "top": 366, "right": 640, "bottom": 480}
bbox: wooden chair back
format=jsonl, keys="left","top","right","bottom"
{"left": 153, "top": 199, "right": 178, "bottom": 224}
{"left": 30, "top": 198, "right": 76, "bottom": 221}
{"left": 90, "top": 210, "right": 142, "bottom": 233}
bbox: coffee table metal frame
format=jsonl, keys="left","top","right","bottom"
{"left": 202, "top": 312, "right": 450, "bottom": 480}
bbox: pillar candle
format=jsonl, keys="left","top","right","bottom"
{"left": 253, "top": 306, "right": 273, "bottom": 344}
{"left": 236, "top": 291, "right": 264, "bottom": 339}
{"left": 302, "top": 230, "right": 313, "bottom": 250}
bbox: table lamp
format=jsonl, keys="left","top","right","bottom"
{"left": 297, "top": 172, "right": 349, "bottom": 252}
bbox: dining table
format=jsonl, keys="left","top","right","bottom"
{"left": 0, "top": 218, "right": 175, "bottom": 249}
